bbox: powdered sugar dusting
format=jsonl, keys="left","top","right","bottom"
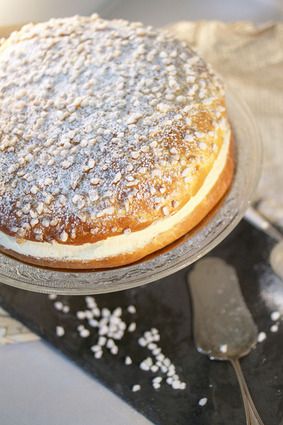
{"left": 0, "top": 15, "right": 226, "bottom": 244}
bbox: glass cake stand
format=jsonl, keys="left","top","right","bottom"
{"left": 0, "top": 88, "right": 262, "bottom": 295}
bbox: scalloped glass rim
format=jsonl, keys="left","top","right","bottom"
{"left": 0, "top": 88, "right": 262, "bottom": 295}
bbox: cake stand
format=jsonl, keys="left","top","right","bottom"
{"left": 0, "top": 88, "right": 262, "bottom": 294}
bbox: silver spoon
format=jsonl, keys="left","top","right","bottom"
{"left": 245, "top": 206, "right": 283, "bottom": 280}
{"left": 188, "top": 257, "right": 265, "bottom": 425}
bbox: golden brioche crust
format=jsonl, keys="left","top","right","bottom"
{"left": 0, "top": 137, "right": 234, "bottom": 269}
{"left": 0, "top": 15, "right": 235, "bottom": 269}
{"left": 0, "top": 15, "right": 228, "bottom": 247}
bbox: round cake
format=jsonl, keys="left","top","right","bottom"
{"left": 0, "top": 15, "right": 234, "bottom": 269}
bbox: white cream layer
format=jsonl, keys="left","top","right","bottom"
{"left": 0, "top": 127, "right": 231, "bottom": 262}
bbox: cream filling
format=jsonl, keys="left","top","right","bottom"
{"left": 0, "top": 127, "right": 231, "bottom": 262}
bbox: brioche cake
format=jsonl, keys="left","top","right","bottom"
{"left": 0, "top": 15, "right": 234, "bottom": 268}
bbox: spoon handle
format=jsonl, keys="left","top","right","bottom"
{"left": 245, "top": 207, "right": 283, "bottom": 242}
{"left": 230, "top": 358, "right": 265, "bottom": 425}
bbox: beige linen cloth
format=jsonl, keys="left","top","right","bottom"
{"left": 0, "top": 22, "right": 282, "bottom": 345}
{"left": 168, "top": 21, "right": 283, "bottom": 226}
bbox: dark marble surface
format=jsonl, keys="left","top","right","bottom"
{"left": 0, "top": 220, "right": 282, "bottom": 425}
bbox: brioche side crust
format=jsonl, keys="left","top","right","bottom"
{"left": 0, "top": 137, "right": 234, "bottom": 269}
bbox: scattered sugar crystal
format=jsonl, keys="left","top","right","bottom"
{"left": 125, "top": 356, "right": 132, "bottom": 365}
{"left": 98, "top": 336, "right": 106, "bottom": 346}
{"left": 89, "top": 319, "right": 99, "bottom": 327}
{"left": 111, "top": 346, "right": 119, "bottom": 355}
{"left": 198, "top": 397, "right": 208, "bottom": 407}
{"left": 52, "top": 296, "right": 187, "bottom": 393}
{"left": 270, "top": 324, "right": 279, "bottom": 333}
{"left": 106, "top": 339, "right": 115, "bottom": 349}
{"left": 95, "top": 351, "right": 103, "bottom": 359}
{"left": 76, "top": 311, "right": 86, "bottom": 320}
{"left": 138, "top": 337, "right": 147, "bottom": 347}
{"left": 220, "top": 344, "right": 227, "bottom": 353}
{"left": 257, "top": 332, "right": 267, "bottom": 343}
{"left": 132, "top": 385, "right": 141, "bottom": 392}
{"left": 92, "top": 308, "right": 101, "bottom": 317}
{"left": 54, "top": 301, "right": 63, "bottom": 311}
{"left": 128, "top": 322, "right": 136, "bottom": 332}
{"left": 79, "top": 328, "right": 90, "bottom": 338}
{"left": 151, "top": 365, "right": 159, "bottom": 373}
{"left": 85, "top": 296, "right": 96, "bottom": 308}
{"left": 102, "top": 308, "right": 111, "bottom": 318}
{"left": 91, "top": 345, "right": 101, "bottom": 353}
{"left": 271, "top": 311, "right": 281, "bottom": 321}
{"left": 56, "top": 326, "right": 65, "bottom": 337}
{"left": 140, "top": 357, "right": 153, "bottom": 371}
{"left": 113, "top": 307, "right": 122, "bottom": 317}
{"left": 138, "top": 329, "right": 186, "bottom": 391}
{"left": 127, "top": 305, "right": 136, "bottom": 314}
